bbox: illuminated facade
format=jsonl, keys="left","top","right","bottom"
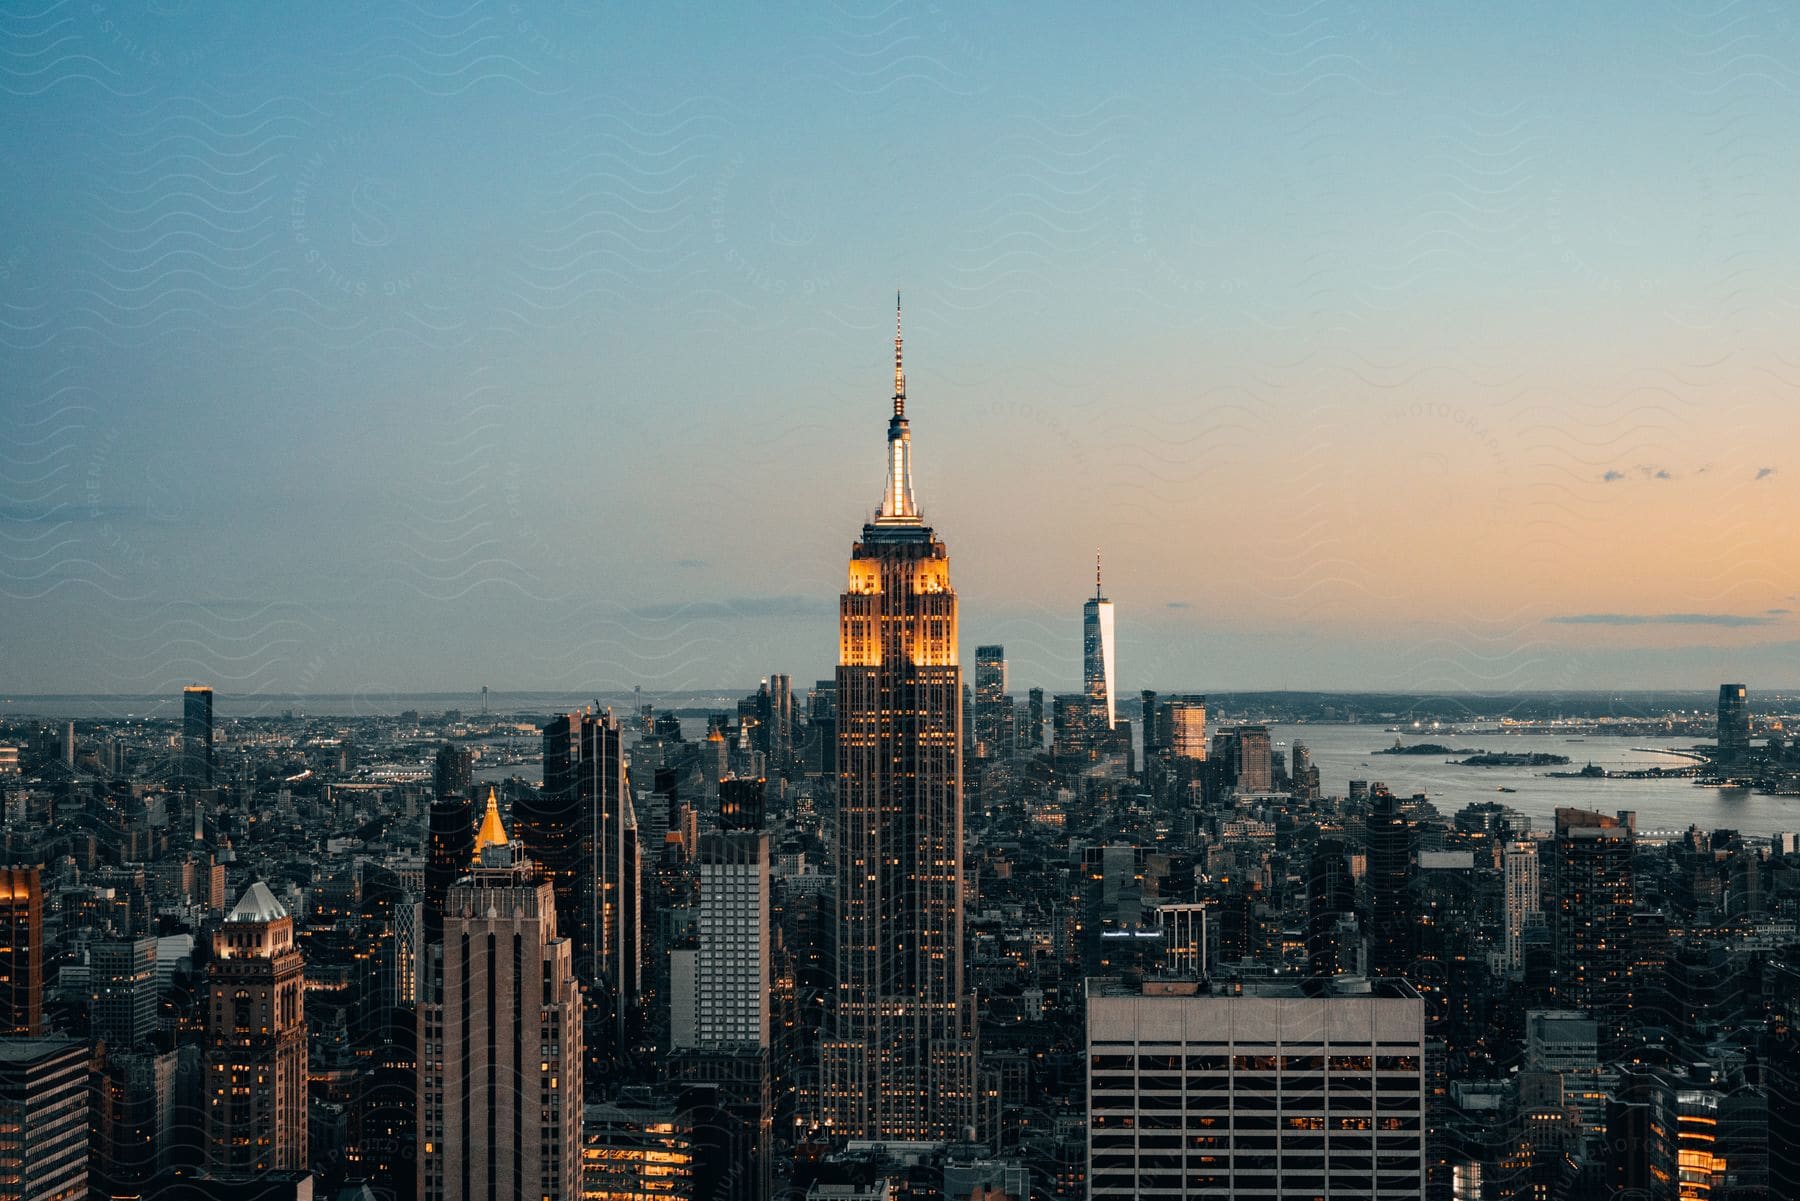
{"left": 823, "top": 299, "right": 977, "bottom": 1141}
{"left": 204, "top": 882, "right": 308, "bottom": 1177}
{"left": 581, "top": 1098, "right": 696, "bottom": 1201}
{"left": 419, "top": 839, "right": 583, "bottom": 1201}
{"left": 1550, "top": 808, "right": 1634, "bottom": 1045}
{"left": 0, "top": 866, "right": 43, "bottom": 1037}
{"left": 1083, "top": 554, "right": 1116, "bottom": 730}
{"left": 0, "top": 1038, "right": 88, "bottom": 1201}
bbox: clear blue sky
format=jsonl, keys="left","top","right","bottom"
{"left": 3, "top": 2, "right": 1798, "bottom": 697}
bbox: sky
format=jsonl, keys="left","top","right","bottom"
{"left": 2, "top": 1, "right": 1798, "bottom": 698}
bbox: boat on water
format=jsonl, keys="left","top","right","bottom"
{"left": 1495, "top": 786, "right": 1517, "bottom": 793}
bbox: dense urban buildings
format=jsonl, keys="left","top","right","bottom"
{"left": 1, "top": 317, "right": 1798, "bottom": 1201}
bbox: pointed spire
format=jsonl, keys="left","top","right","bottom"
{"left": 876, "top": 293, "right": 920, "bottom": 523}
{"left": 472, "top": 785, "right": 509, "bottom": 864}
{"left": 893, "top": 290, "right": 905, "bottom": 418}
{"left": 1096, "top": 549, "right": 1103, "bottom": 599}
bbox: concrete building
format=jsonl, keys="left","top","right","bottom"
{"left": 0, "top": 1037, "right": 87, "bottom": 1201}
{"left": 1087, "top": 977, "right": 1426, "bottom": 1199}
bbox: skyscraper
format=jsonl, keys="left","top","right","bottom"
{"left": 1718, "top": 683, "right": 1750, "bottom": 754}
{"left": 1163, "top": 695, "right": 1208, "bottom": 761}
{"left": 1083, "top": 553, "right": 1116, "bottom": 730}
{"left": 0, "top": 867, "right": 43, "bottom": 1037}
{"left": 973, "top": 645, "right": 1012, "bottom": 760}
{"left": 423, "top": 745, "right": 476, "bottom": 950}
{"left": 1550, "top": 808, "right": 1634, "bottom": 1044}
{"left": 419, "top": 837, "right": 584, "bottom": 1201}
{"left": 523, "top": 709, "right": 641, "bottom": 1069}
{"left": 1504, "top": 840, "right": 1542, "bottom": 971}
{"left": 88, "top": 936, "right": 157, "bottom": 1051}
{"left": 182, "top": 685, "right": 213, "bottom": 787}
{"left": 0, "top": 1037, "right": 89, "bottom": 1201}
{"left": 823, "top": 299, "right": 976, "bottom": 1142}
{"left": 204, "top": 882, "right": 308, "bottom": 1176}
{"left": 1365, "top": 789, "right": 1414, "bottom": 978}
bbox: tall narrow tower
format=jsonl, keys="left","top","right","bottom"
{"left": 1083, "top": 553, "right": 1116, "bottom": 729}
{"left": 823, "top": 297, "right": 976, "bottom": 1141}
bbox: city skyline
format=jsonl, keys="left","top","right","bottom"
{"left": 5, "top": 5, "right": 1799, "bottom": 696}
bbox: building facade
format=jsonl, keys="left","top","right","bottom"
{"left": 823, "top": 302, "right": 976, "bottom": 1142}
{"left": 0, "top": 1037, "right": 88, "bottom": 1201}
{"left": 1083, "top": 555, "right": 1117, "bottom": 731}
{"left": 182, "top": 685, "right": 214, "bottom": 787}
{"left": 0, "top": 868, "right": 42, "bottom": 1037}
{"left": 204, "top": 882, "right": 308, "bottom": 1176}
{"left": 1087, "top": 978, "right": 1427, "bottom": 1200}
{"left": 418, "top": 840, "right": 583, "bottom": 1201}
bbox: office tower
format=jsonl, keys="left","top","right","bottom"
{"left": 1719, "top": 683, "right": 1750, "bottom": 754}
{"left": 1083, "top": 553, "right": 1117, "bottom": 730}
{"left": 182, "top": 685, "right": 214, "bottom": 787}
{"left": 433, "top": 743, "right": 472, "bottom": 805}
{"left": 1365, "top": 790, "right": 1414, "bottom": 978}
{"left": 204, "top": 883, "right": 308, "bottom": 1176}
{"left": 974, "top": 645, "right": 1011, "bottom": 760}
{"left": 1550, "top": 808, "right": 1635, "bottom": 1045}
{"left": 1308, "top": 838, "right": 1356, "bottom": 976}
{"left": 58, "top": 723, "right": 74, "bottom": 768}
{"left": 419, "top": 839, "right": 583, "bottom": 1201}
{"left": 0, "top": 1037, "right": 88, "bottom": 1201}
{"left": 1087, "top": 978, "right": 1427, "bottom": 1199}
{"left": 0, "top": 867, "right": 42, "bottom": 1037}
{"left": 807, "top": 681, "right": 837, "bottom": 776}
{"left": 581, "top": 1094, "right": 698, "bottom": 1200}
{"left": 1162, "top": 695, "right": 1208, "bottom": 761}
{"left": 718, "top": 776, "right": 765, "bottom": 833}
{"left": 669, "top": 812, "right": 772, "bottom": 1201}
{"left": 1228, "top": 723, "right": 1272, "bottom": 792}
{"left": 524, "top": 710, "right": 641, "bottom": 1066}
{"left": 1026, "top": 687, "right": 1045, "bottom": 749}
{"left": 423, "top": 778, "right": 476, "bottom": 951}
{"left": 89, "top": 936, "right": 157, "bottom": 1050}
{"left": 1503, "top": 840, "right": 1541, "bottom": 970}
{"left": 768, "top": 673, "right": 795, "bottom": 770}
{"left": 823, "top": 300, "right": 976, "bottom": 1142}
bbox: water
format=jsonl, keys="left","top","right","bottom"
{"left": 1273, "top": 723, "right": 1800, "bottom": 838}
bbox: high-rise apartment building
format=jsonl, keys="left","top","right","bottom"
{"left": 1087, "top": 978, "right": 1427, "bottom": 1199}
{"left": 1550, "top": 808, "right": 1635, "bottom": 1045}
{"left": 182, "top": 685, "right": 214, "bottom": 787}
{"left": 1026, "top": 687, "right": 1045, "bottom": 749}
{"left": 0, "top": 1037, "right": 88, "bottom": 1201}
{"left": 1083, "top": 554, "right": 1117, "bottom": 730}
{"left": 88, "top": 936, "right": 157, "bottom": 1051}
{"left": 673, "top": 827, "right": 770, "bottom": 1050}
{"left": 419, "top": 838, "right": 583, "bottom": 1201}
{"left": 0, "top": 867, "right": 43, "bottom": 1037}
{"left": 1503, "top": 840, "right": 1541, "bottom": 970}
{"left": 823, "top": 301, "right": 976, "bottom": 1142}
{"left": 204, "top": 883, "right": 308, "bottom": 1176}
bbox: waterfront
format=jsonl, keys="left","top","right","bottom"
{"left": 1276, "top": 723, "right": 1800, "bottom": 838}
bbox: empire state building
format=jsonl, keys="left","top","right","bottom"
{"left": 822, "top": 299, "right": 977, "bottom": 1141}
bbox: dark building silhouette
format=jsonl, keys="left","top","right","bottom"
{"left": 182, "top": 686, "right": 213, "bottom": 787}
{"left": 1307, "top": 839, "right": 1355, "bottom": 977}
{"left": 523, "top": 710, "right": 640, "bottom": 1074}
{"left": 422, "top": 753, "right": 476, "bottom": 951}
{"left": 1550, "top": 808, "right": 1635, "bottom": 1049}
{"left": 1719, "top": 682, "right": 1750, "bottom": 754}
{"left": 0, "top": 867, "right": 43, "bottom": 1037}
{"left": 1365, "top": 790, "right": 1414, "bottom": 978}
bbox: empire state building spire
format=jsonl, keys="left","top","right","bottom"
{"left": 877, "top": 292, "right": 920, "bottom": 524}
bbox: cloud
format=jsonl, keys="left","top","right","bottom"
{"left": 1166, "top": 601, "right": 1191, "bottom": 609}
{"left": 1653, "top": 469, "right": 1672, "bottom": 480}
{"left": 1549, "top": 612, "right": 1780, "bottom": 628}
{"left": 1602, "top": 470, "right": 1625, "bottom": 482}
{"left": 674, "top": 558, "right": 706, "bottom": 568}
{"left": 1768, "top": 608, "right": 1791, "bottom": 616}
{"left": 628, "top": 595, "right": 833, "bottom": 620}
{"left": 1756, "top": 467, "right": 1776, "bottom": 480}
